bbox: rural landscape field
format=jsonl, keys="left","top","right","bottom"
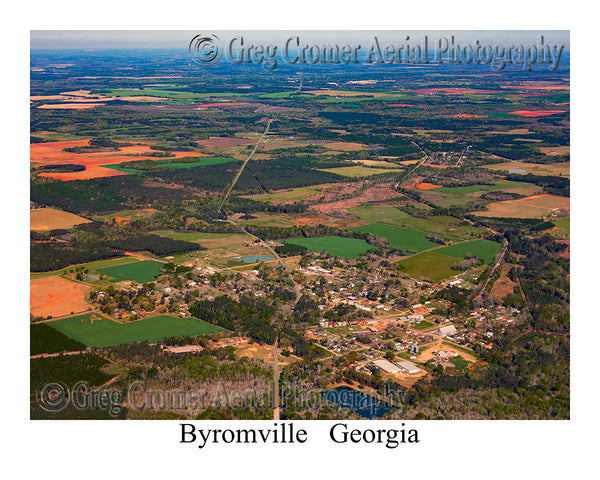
{"left": 30, "top": 33, "right": 569, "bottom": 420}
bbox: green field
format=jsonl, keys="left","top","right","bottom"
{"left": 97, "top": 260, "right": 164, "bottom": 283}
{"left": 351, "top": 223, "right": 438, "bottom": 252}
{"left": 101, "top": 164, "right": 139, "bottom": 174}
{"left": 435, "top": 239, "right": 502, "bottom": 264}
{"left": 157, "top": 157, "right": 239, "bottom": 168}
{"left": 152, "top": 230, "right": 251, "bottom": 247}
{"left": 398, "top": 252, "right": 459, "bottom": 282}
{"left": 286, "top": 236, "right": 373, "bottom": 258}
{"left": 30, "top": 256, "right": 139, "bottom": 280}
{"left": 348, "top": 205, "right": 411, "bottom": 224}
{"left": 435, "top": 180, "right": 542, "bottom": 197}
{"left": 48, "top": 314, "right": 224, "bottom": 347}
{"left": 552, "top": 216, "right": 570, "bottom": 238}
{"left": 349, "top": 211, "right": 487, "bottom": 239}
{"left": 242, "top": 184, "right": 336, "bottom": 203}
{"left": 235, "top": 212, "right": 297, "bottom": 228}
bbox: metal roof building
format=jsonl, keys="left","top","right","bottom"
{"left": 396, "top": 360, "right": 420, "bottom": 375}
{"left": 372, "top": 359, "right": 401, "bottom": 373}
{"left": 439, "top": 324, "right": 458, "bottom": 337}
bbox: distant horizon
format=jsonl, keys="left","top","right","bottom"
{"left": 30, "top": 30, "right": 570, "bottom": 50}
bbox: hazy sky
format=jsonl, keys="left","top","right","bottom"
{"left": 31, "top": 30, "right": 569, "bottom": 50}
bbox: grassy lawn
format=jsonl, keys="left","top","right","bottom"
{"left": 413, "top": 320, "right": 435, "bottom": 330}
{"left": 97, "top": 260, "right": 164, "bottom": 283}
{"left": 286, "top": 236, "right": 373, "bottom": 258}
{"left": 450, "top": 355, "right": 470, "bottom": 370}
{"left": 435, "top": 239, "right": 502, "bottom": 264}
{"left": 48, "top": 314, "right": 224, "bottom": 348}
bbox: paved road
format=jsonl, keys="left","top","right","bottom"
{"left": 219, "top": 119, "right": 273, "bottom": 212}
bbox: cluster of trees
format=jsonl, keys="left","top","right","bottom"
{"left": 504, "top": 173, "right": 569, "bottom": 197}
{"left": 31, "top": 175, "right": 197, "bottom": 214}
{"left": 36, "top": 164, "right": 86, "bottom": 173}
{"left": 30, "top": 323, "right": 87, "bottom": 355}
{"left": 30, "top": 234, "right": 201, "bottom": 272}
{"left": 190, "top": 294, "right": 278, "bottom": 345}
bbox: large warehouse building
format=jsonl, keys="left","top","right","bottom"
{"left": 397, "top": 360, "right": 420, "bottom": 375}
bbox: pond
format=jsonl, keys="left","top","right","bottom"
{"left": 322, "top": 386, "right": 396, "bottom": 419}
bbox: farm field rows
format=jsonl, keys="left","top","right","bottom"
{"left": 48, "top": 313, "right": 224, "bottom": 347}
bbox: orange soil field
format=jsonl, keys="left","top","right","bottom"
{"left": 31, "top": 95, "right": 73, "bottom": 101}
{"left": 39, "top": 166, "right": 128, "bottom": 181}
{"left": 30, "top": 208, "right": 92, "bottom": 231}
{"left": 414, "top": 182, "right": 442, "bottom": 190}
{"left": 30, "top": 276, "right": 93, "bottom": 318}
{"left": 32, "top": 139, "right": 208, "bottom": 180}
{"left": 37, "top": 103, "right": 106, "bottom": 110}
{"left": 59, "top": 90, "right": 103, "bottom": 97}
{"left": 423, "top": 163, "right": 449, "bottom": 169}
{"left": 508, "top": 110, "right": 567, "bottom": 117}
{"left": 454, "top": 114, "right": 487, "bottom": 118}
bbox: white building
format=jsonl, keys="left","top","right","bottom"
{"left": 396, "top": 360, "right": 420, "bottom": 374}
{"left": 372, "top": 359, "right": 401, "bottom": 374}
{"left": 439, "top": 325, "right": 458, "bottom": 337}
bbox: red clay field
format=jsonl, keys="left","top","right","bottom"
{"left": 31, "top": 139, "right": 209, "bottom": 180}
{"left": 30, "top": 276, "right": 93, "bottom": 318}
